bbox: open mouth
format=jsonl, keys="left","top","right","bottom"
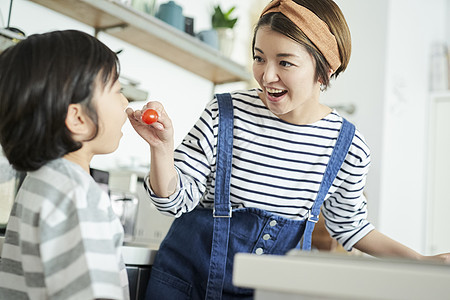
{"left": 267, "top": 87, "right": 287, "bottom": 98}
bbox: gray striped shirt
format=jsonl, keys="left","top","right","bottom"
{"left": 0, "top": 158, "right": 129, "bottom": 300}
{"left": 147, "top": 89, "right": 374, "bottom": 250}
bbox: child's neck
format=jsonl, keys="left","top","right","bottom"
{"left": 63, "top": 150, "right": 93, "bottom": 174}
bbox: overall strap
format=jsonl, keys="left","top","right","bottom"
{"left": 205, "top": 93, "right": 234, "bottom": 300}
{"left": 302, "top": 118, "right": 355, "bottom": 250}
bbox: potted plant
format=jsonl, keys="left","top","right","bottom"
{"left": 211, "top": 5, "right": 238, "bottom": 57}
{"left": 212, "top": 5, "right": 238, "bottom": 29}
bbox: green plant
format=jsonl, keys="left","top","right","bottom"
{"left": 212, "top": 5, "right": 238, "bottom": 29}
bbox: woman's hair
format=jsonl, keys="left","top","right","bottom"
{"left": 252, "top": 0, "right": 351, "bottom": 89}
{"left": 0, "top": 30, "right": 119, "bottom": 172}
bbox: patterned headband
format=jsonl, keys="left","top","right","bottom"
{"left": 261, "top": 0, "right": 341, "bottom": 72}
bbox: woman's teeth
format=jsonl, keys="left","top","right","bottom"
{"left": 267, "top": 88, "right": 287, "bottom": 97}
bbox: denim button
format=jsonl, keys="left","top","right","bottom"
{"left": 263, "top": 234, "right": 271, "bottom": 240}
{"left": 269, "top": 220, "right": 277, "bottom": 227}
{"left": 255, "top": 248, "right": 264, "bottom": 255}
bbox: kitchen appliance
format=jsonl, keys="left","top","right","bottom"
{"left": 110, "top": 191, "right": 139, "bottom": 242}
{"left": 0, "top": 156, "right": 16, "bottom": 231}
{"left": 90, "top": 168, "right": 139, "bottom": 243}
{"left": 108, "top": 169, "right": 174, "bottom": 247}
{"left": 0, "top": 155, "right": 25, "bottom": 233}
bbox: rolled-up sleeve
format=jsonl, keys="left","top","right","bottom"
{"left": 143, "top": 99, "right": 219, "bottom": 218}
{"left": 322, "top": 132, "right": 375, "bottom": 251}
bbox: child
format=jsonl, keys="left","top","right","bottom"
{"left": 0, "top": 30, "right": 130, "bottom": 300}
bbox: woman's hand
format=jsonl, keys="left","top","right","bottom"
{"left": 354, "top": 230, "right": 450, "bottom": 264}
{"left": 126, "top": 101, "right": 174, "bottom": 150}
{"left": 127, "top": 101, "right": 177, "bottom": 197}
{"left": 425, "top": 253, "right": 450, "bottom": 264}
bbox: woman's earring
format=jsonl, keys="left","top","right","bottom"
{"left": 320, "top": 83, "right": 326, "bottom": 91}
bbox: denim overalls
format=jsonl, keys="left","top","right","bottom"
{"left": 146, "top": 93, "right": 355, "bottom": 300}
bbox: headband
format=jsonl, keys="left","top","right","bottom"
{"left": 260, "top": 0, "right": 341, "bottom": 72}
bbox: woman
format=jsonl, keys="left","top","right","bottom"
{"left": 127, "top": 1, "right": 450, "bottom": 299}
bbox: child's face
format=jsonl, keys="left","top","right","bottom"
{"left": 90, "top": 77, "right": 129, "bottom": 155}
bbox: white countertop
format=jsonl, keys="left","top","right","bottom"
{"left": 233, "top": 250, "right": 450, "bottom": 300}
{"left": 122, "top": 242, "right": 158, "bottom": 266}
{"left": 0, "top": 237, "right": 156, "bottom": 266}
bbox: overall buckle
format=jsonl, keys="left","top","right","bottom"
{"left": 307, "top": 211, "right": 319, "bottom": 223}
{"left": 213, "top": 208, "right": 232, "bottom": 218}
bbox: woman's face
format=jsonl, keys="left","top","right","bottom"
{"left": 91, "top": 77, "right": 129, "bottom": 154}
{"left": 253, "top": 26, "right": 322, "bottom": 124}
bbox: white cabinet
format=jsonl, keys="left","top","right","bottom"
{"left": 426, "top": 91, "right": 450, "bottom": 254}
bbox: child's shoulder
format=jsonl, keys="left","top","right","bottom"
{"left": 36, "top": 158, "right": 90, "bottom": 184}
{"left": 25, "top": 158, "right": 95, "bottom": 201}
{"left": 13, "top": 159, "right": 100, "bottom": 229}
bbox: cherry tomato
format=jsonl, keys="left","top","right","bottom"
{"left": 142, "top": 109, "right": 158, "bottom": 125}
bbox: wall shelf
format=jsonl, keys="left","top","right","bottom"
{"left": 30, "top": 0, "right": 252, "bottom": 84}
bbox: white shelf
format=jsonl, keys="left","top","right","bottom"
{"left": 30, "top": 0, "right": 252, "bottom": 84}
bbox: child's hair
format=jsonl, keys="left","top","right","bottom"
{"left": 0, "top": 30, "right": 119, "bottom": 172}
{"left": 252, "top": 0, "right": 351, "bottom": 89}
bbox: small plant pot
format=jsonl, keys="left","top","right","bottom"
{"left": 215, "top": 28, "right": 234, "bottom": 57}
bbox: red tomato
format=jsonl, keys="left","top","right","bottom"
{"left": 142, "top": 109, "right": 158, "bottom": 124}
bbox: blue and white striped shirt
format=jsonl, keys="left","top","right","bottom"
{"left": 148, "top": 89, "right": 374, "bottom": 250}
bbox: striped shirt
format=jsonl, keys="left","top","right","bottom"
{"left": 147, "top": 89, "right": 374, "bottom": 250}
{"left": 0, "top": 158, "right": 129, "bottom": 300}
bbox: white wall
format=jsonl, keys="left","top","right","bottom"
{"left": 322, "top": 0, "right": 389, "bottom": 229}
{"left": 324, "top": 0, "right": 448, "bottom": 253}
{"left": 380, "top": 0, "right": 447, "bottom": 253}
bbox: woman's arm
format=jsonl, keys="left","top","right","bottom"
{"left": 353, "top": 230, "right": 422, "bottom": 259}
{"left": 127, "top": 98, "right": 218, "bottom": 212}
{"left": 126, "top": 101, "right": 177, "bottom": 197}
{"left": 354, "top": 229, "right": 450, "bottom": 263}
{"left": 149, "top": 141, "right": 177, "bottom": 197}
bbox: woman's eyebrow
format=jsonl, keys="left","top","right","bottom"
{"left": 277, "top": 53, "right": 298, "bottom": 58}
{"left": 254, "top": 47, "right": 264, "bottom": 54}
{"left": 254, "top": 47, "right": 298, "bottom": 58}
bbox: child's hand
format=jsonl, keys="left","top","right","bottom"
{"left": 126, "top": 101, "right": 174, "bottom": 149}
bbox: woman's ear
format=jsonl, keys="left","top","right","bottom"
{"left": 65, "top": 104, "right": 91, "bottom": 140}
{"left": 328, "top": 68, "right": 334, "bottom": 78}
{"left": 318, "top": 68, "right": 334, "bottom": 86}
{"left": 321, "top": 69, "right": 333, "bottom": 82}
